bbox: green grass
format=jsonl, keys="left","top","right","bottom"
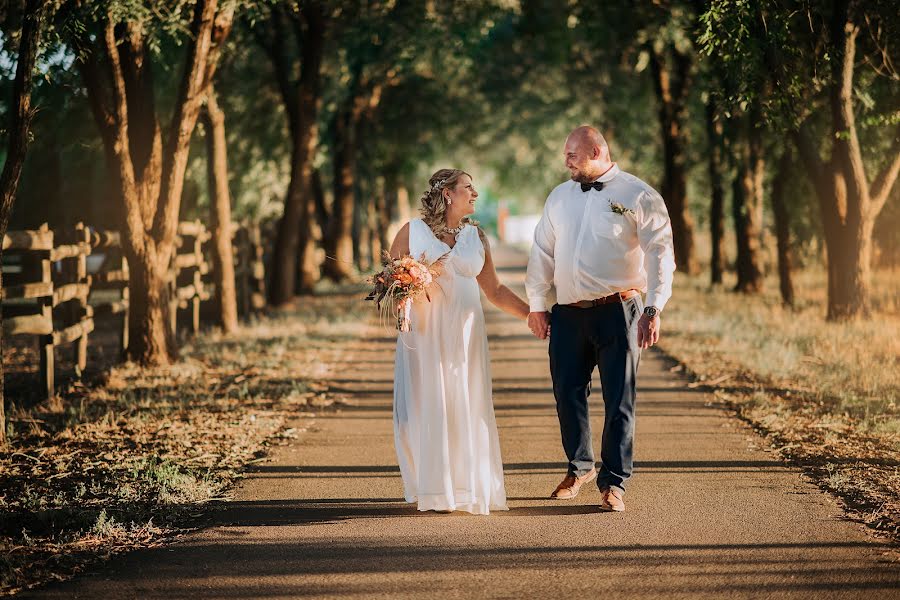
{"left": 660, "top": 267, "right": 900, "bottom": 433}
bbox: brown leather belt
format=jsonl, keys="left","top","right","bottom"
{"left": 564, "top": 289, "right": 640, "bottom": 308}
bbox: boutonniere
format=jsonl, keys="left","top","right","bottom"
{"left": 609, "top": 200, "right": 635, "bottom": 217}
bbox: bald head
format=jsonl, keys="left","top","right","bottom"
{"left": 567, "top": 126, "right": 609, "bottom": 154}
{"left": 564, "top": 125, "right": 612, "bottom": 183}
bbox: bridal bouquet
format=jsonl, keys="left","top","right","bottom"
{"left": 366, "top": 252, "right": 442, "bottom": 332}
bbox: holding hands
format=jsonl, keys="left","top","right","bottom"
{"left": 527, "top": 311, "right": 551, "bottom": 340}
{"left": 528, "top": 308, "right": 660, "bottom": 347}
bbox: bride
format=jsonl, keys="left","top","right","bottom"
{"left": 389, "top": 168, "right": 530, "bottom": 514}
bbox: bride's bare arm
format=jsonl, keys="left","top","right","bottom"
{"left": 475, "top": 229, "right": 529, "bottom": 320}
{"left": 389, "top": 222, "right": 410, "bottom": 259}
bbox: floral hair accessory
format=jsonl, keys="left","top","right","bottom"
{"left": 431, "top": 179, "right": 446, "bottom": 191}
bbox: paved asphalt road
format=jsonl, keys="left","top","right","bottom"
{"left": 26, "top": 246, "right": 899, "bottom": 599}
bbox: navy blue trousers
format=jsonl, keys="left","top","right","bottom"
{"left": 548, "top": 296, "right": 642, "bottom": 493}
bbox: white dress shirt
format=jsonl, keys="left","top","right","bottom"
{"left": 525, "top": 164, "right": 676, "bottom": 312}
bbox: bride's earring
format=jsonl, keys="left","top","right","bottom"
{"left": 446, "top": 195, "right": 451, "bottom": 205}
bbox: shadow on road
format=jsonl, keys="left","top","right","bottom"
{"left": 32, "top": 533, "right": 896, "bottom": 599}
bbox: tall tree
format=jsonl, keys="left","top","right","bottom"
{"left": 323, "top": 65, "right": 383, "bottom": 280}
{"left": 792, "top": 0, "right": 900, "bottom": 319}
{"left": 728, "top": 108, "right": 765, "bottom": 294}
{"left": 705, "top": 97, "right": 727, "bottom": 285}
{"left": 252, "top": 1, "right": 326, "bottom": 303}
{"left": 201, "top": 90, "right": 238, "bottom": 332}
{"left": 771, "top": 149, "right": 795, "bottom": 307}
{"left": 647, "top": 32, "right": 699, "bottom": 275}
{"left": 322, "top": 0, "right": 434, "bottom": 280}
{"left": 200, "top": 8, "right": 238, "bottom": 333}
{"left": 71, "top": 0, "right": 233, "bottom": 364}
{"left": 700, "top": 0, "right": 900, "bottom": 319}
{"left": 0, "top": 0, "right": 47, "bottom": 445}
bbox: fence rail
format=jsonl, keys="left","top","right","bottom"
{"left": 2, "top": 220, "right": 267, "bottom": 399}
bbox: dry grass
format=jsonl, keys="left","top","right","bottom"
{"left": 0, "top": 286, "right": 373, "bottom": 596}
{"left": 659, "top": 266, "right": 900, "bottom": 540}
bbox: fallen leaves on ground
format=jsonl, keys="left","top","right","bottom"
{"left": 0, "top": 288, "right": 373, "bottom": 596}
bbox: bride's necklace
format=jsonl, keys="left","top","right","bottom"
{"left": 442, "top": 222, "right": 465, "bottom": 236}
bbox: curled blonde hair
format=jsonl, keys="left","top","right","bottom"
{"left": 419, "top": 168, "right": 475, "bottom": 236}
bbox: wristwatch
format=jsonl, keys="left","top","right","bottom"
{"left": 643, "top": 306, "right": 659, "bottom": 319}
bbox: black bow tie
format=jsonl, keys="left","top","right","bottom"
{"left": 580, "top": 181, "right": 604, "bottom": 192}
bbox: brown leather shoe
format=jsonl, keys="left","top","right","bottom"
{"left": 600, "top": 487, "right": 625, "bottom": 512}
{"left": 550, "top": 468, "right": 597, "bottom": 499}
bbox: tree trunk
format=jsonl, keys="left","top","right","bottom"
{"left": 649, "top": 46, "right": 698, "bottom": 275}
{"left": 771, "top": 150, "right": 795, "bottom": 307}
{"left": 789, "top": 3, "right": 900, "bottom": 320}
{"left": 265, "top": 4, "right": 326, "bottom": 303}
{"left": 75, "top": 0, "right": 226, "bottom": 364}
{"left": 823, "top": 222, "right": 873, "bottom": 320}
{"left": 271, "top": 154, "right": 303, "bottom": 302}
{"left": 322, "top": 71, "right": 384, "bottom": 280}
{"left": 322, "top": 107, "right": 355, "bottom": 281}
{"left": 369, "top": 180, "right": 382, "bottom": 265}
{"left": 352, "top": 192, "right": 370, "bottom": 272}
{"left": 201, "top": 91, "right": 238, "bottom": 333}
{"left": 0, "top": 0, "right": 44, "bottom": 445}
{"left": 377, "top": 173, "right": 392, "bottom": 255}
{"left": 312, "top": 168, "right": 328, "bottom": 228}
{"left": 705, "top": 99, "right": 727, "bottom": 285}
{"left": 126, "top": 252, "right": 176, "bottom": 362}
{"left": 731, "top": 114, "right": 765, "bottom": 294}
{"left": 0, "top": 266, "right": 7, "bottom": 444}
{"left": 271, "top": 123, "right": 320, "bottom": 301}
{"left": 269, "top": 76, "right": 323, "bottom": 301}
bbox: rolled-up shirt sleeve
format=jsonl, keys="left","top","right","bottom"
{"left": 525, "top": 197, "right": 556, "bottom": 313}
{"left": 637, "top": 189, "right": 676, "bottom": 311}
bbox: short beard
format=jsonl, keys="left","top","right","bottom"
{"left": 571, "top": 170, "right": 597, "bottom": 184}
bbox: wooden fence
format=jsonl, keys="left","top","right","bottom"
{"left": 2, "top": 221, "right": 267, "bottom": 399}
{"left": 233, "top": 222, "right": 267, "bottom": 315}
{"left": 172, "top": 220, "right": 212, "bottom": 336}
{"left": 88, "top": 229, "right": 130, "bottom": 358}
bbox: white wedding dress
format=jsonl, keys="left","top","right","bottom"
{"left": 393, "top": 218, "right": 508, "bottom": 514}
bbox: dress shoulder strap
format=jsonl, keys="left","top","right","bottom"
{"left": 407, "top": 218, "right": 428, "bottom": 258}
{"left": 408, "top": 218, "right": 450, "bottom": 265}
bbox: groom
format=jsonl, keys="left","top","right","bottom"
{"left": 525, "top": 126, "right": 675, "bottom": 512}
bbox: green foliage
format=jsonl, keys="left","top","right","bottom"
{"left": 698, "top": 0, "right": 899, "bottom": 131}
{"left": 3, "top": 0, "right": 896, "bottom": 265}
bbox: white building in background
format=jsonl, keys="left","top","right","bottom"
{"left": 498, "top": 200, "right": 541, "bottom": 246}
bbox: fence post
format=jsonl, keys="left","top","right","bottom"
{"left": 234, "top": 224, "right": 248, "bottom": 318}
{"left": 120, "top": 255, "right": 129, "bottom": 357}
{"left": 249, "top": 222, "right": 266, "bottom": 312}
{"left": 74, "top": 222, "right": 90, "bottom": 375}
{"left": 37, "top": 224, "right": 54, "bottom": 399}
{"left": 169, "top": 231, "right": 179, "bottom": 337}
{"left": 192, "top": 220, "right": 202, "bottom": 335}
